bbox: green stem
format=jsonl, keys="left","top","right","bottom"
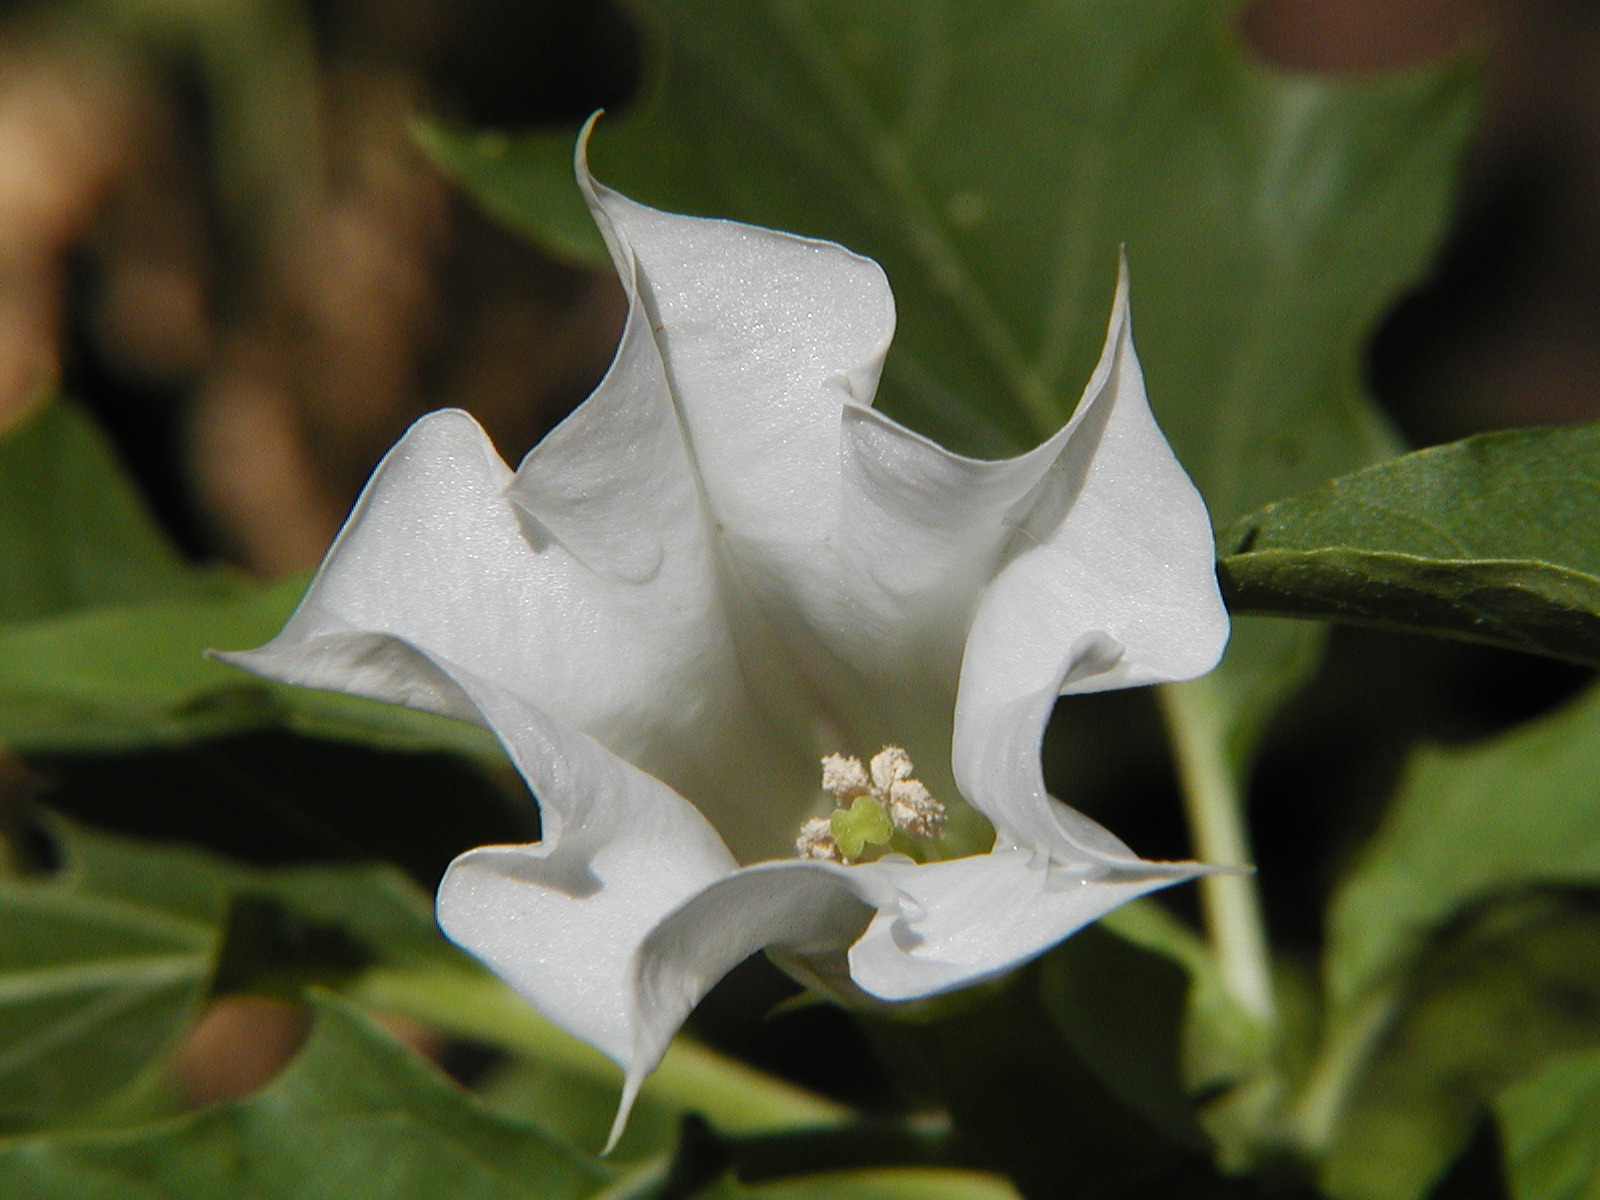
{"left": 351, "top": 964, "right": 845, "bottom": 1134}
{"left": 1159, "top": 680, "right": 1276, "bottom": 1024}
{"left": 1284, "top": 990, "right": 1397, "bottom": 1156}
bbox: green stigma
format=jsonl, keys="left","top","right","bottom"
{"left": 829, "top": 795, "right": 894, "bottom": 861}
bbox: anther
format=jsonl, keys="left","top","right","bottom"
{"left": 869, "top": 746, "right": 914, "bottom": 792}
{"left": 796, "top": 816, "right": 841, "bottom": 861}
{"left": 888, "top": 778, "right": 946, "bottom": 840}
{"left": 820, "top": 753, "right": 871, "bottom": 801}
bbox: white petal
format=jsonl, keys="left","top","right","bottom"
{"left": 581, "top": 153, "right": 895, "bottom": 553}
{"left": 953, "top": 261, "right": 1228, "bottom": 848}
{"left": 776, "top": 392, "right": 1110, "bottom": 779}
{"left": 835, "top": 404, "right": 1065, "bottom": 630}
{"left": 434, "top": 663, "right": 736, "bottom": 1067}
{"left": 216, "top": 411, "right": 515, "bottom": 724}
{"left": 617, "top": 860, "right": 893, "bottom": 1144}
{"left": 220, "top": 409, "right": 804, "bottom": 861}
{"left": 578, "top": 141, "right": 920, "bottom": 783}
{"left": 847, "top": 848, "right": 1204, "bottom": 1002}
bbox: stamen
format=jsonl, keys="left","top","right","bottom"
{"left": 796, "top": 816, "right": 841, "bottom": 861}
{"left": 820, "top": 753, "right": 870, "bottom": 801}
{"left": 869, "top": 746, "right": 914, "bottom": 792}
{"left": 802, "top": 744, "right": 950, "bottom": 864}
{"left": 888, "top": 778, "right": 946, "bottom": 840}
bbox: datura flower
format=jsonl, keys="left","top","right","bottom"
{"left": 221, "top": 133, "right": 1228, "bottom": 1145}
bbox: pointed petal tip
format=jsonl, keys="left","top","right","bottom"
{"left": 208, "top": 644, "right": 297, "bottom": 688}
{"left": 206, "top": 644, "right": 271, "bottom": 676}
{"left": 603, "top": 1070, "right": 646, "bottom": 1156}
{"left": 574, "top": 110, "right": 603, "bottom": 189}
{"left": 1123, "top": 856, "right": 1229, "bottom": 880}
{"left": 1109, "top": 245, "right": 1133, "bottom": 346}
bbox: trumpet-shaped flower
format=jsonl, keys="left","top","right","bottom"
{"left": 220, "top": 133, "right": 1228, "bottom": 1143}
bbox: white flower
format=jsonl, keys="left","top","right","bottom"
{"left": 220, "top": 129, "right": 1228, "bottom": 1144}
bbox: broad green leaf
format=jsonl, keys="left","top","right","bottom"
{"left": 0, "top": 399, "right": 502, "bottom": 764}
{"left": 33, "top": 732, "right": 532, "bottom": 889}
{"left": 863, "top": 960, "right": 1218, "bottom": 1199}
{"left": 0, "top": 827, "right": 218, "bottom": 1130}
{"left": 7, "top": 817, "right": 863, "bottom": 1174}
{"left": 1036, "top": 918, "right": 1207, "bottom": 1151}
{"left": 422, "top": 0, "right": 1470, "bottom": 489}
{"left": 0, "top": 814, "right": 474, "bottom": 1133}
{"left": 1305, "top": 681, "right": 1600, "bottom": 1196}
{"left": 1496, "top": 1041, "right": 1600, "bottom": 1200}
{"left": 1218, "top": 422, "right": 1600, "bottom": 666}
{"left": 0, "top": 577, "right": 501, "bottom": 764}
{"left": 47, "top": 817, "right": 468, "bottom": 985}
{"left": 0, "top": 993, "right": 613, "bottom": 1200}
{"left": 1326, "top": 679, "right": 1600, "bottom": 1016}
{"left": 0, "top": 400, "right": 222, "bottom": 621}
{"left": 1092, "top": 899, "right": 1285, "bottom": 1164}
{"left": 1317, "top": 894, "right": 1600, "bottom": 1200}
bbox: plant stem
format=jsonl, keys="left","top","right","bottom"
{"left": 1285, "top": 990, "right": 1396, "bottom": 1156}
{"left": 1159, "top": 680, "right": 1277, "bottom": 1024}
{"left": 351, "top": 964, "right": 845, "bottom": 1134}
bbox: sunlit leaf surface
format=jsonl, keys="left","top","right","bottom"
{"left": 1220, "top": 422, "right": 1600, "bottom": 666}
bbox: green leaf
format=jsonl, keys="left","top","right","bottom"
{"left": 0, "top": 813, "right": 478, "bottom": 1133}
{"left": 0, "top": 400, "right": 502, "bottom": 765}
{"left": 47, "top": 817, "right": 467, "bottom": 983}
{"left": 1095, "top": 900, "right": 1277, "bottom": 1131}
{"left": 0, "top": 576, "right": 501, "bottom": 764}
{"left": 1317, "top": 894, "right": 1600, "bottom": 1200}
{"left": 423, "top": 0, "right": 1471, "bottom": 484}
{"left": 0, "top": 827, "right": 219, "bottom": 1131}
{"left": 0, "top": 401, "right": 223, "bottom": 621}
{"left": 1326, "top": 680, "right": 1600, "bottom": 1018}
{"left": 1496, "top": 1041, "right": 1600, "bottom": 1200}
{"left": 5, "top": 823, "right": 877, "bottom": 1181}
{"left": 33, "top": 733, "right": 532, "bottom": 889}
{"left": 1036, "top": 916, "right": 1207, "bottom": 1152}
{"left": 1217, "top": 422, "right": 1600, "bottom": 667}
{"left": 863, "top": 961, "right": 1218, "bottom": 1198}
{"left": 1301, "top": 681, "right": 1600, "bottom": 1195}
{"left": 0, "top": 993, "right": 614, "bottom": 1200}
